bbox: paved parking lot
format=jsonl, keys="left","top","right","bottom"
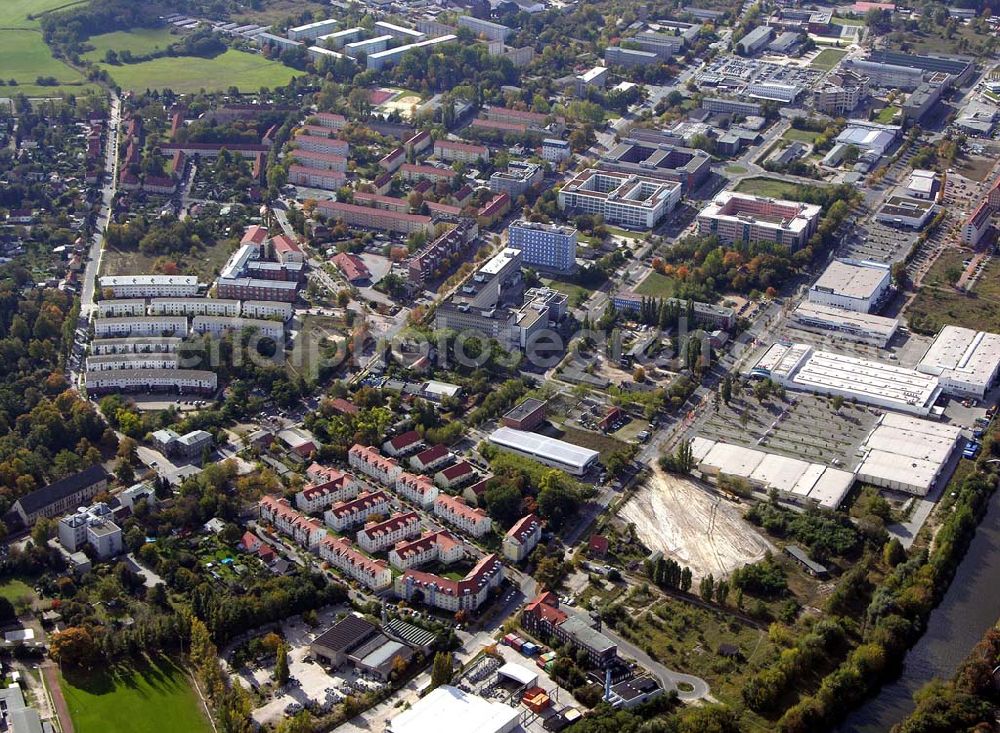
{"left": 840, "top": 217, "right": 920, "bottom": 264}
{"left": 692, "top": 391, "right": 879, "bottom": 469}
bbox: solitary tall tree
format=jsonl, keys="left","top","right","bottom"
{"left": 275, "top": 642, "right": 290, "bottom": 686}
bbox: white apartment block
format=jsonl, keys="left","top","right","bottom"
{"left": 259, "top": 495, "right": 326, "bottom": 549}
{"left": 542, "top": 138, "right": 571, "bottom": 162}
{"left": 93, "top": 316, "right": 188, "bottom": 338}
{"left": 148, "top": 298, "right": 241, "bottom": 317}
{"left": 356, "top": 511, "right": 421, "bottom": 553}
{"left": 395, "top": 471, "right": 439, "bottom": 508}
{"left": 84, "top": 369, "right": 217, "bottom": 394}
{"left": 242, "top": 300, "right": 294, "bottom": 320}
{"left": 287, "top": 18, "right": 339, "bottom": 42}
{"left": 502, "top": 513, "right": 542, "bottom": 562}
{"left": 294, "top": 470, "right": 359, "bottom": 513}
{"left": 324, "top": 491, "right": 391, "bottom": 532}
{"left": 318, "top": 536, "right": 392, "bottom": 591}
{"left": 99, "top": 275, "right": 199, "bottom": 298}
{"left": 90, "top": 337, "right": 182, "bottom": 355}
{"left": 558, "top": 169, "right": 681, "bottom": 229}
{"left": 97, "top": 299, "right": 146, "bottom": 318}
{"left": 85, "top": 353, "right": 178, "bottom": 371}
{"left": 433, "top": 495, "right": 492, "bottom": 537}
{"left": 348, "top": 444, "right": 402, "bottom": 485}
{"left": 191, "top": 315, "right": 284, "bottom": 340}
{"left": 288, "top": 165, "right": 347, "bottom": 190}
{"left": 58, "top": 503, "right": 123, "bottom": 560}
{"left": 388, "top": 530, "right": 464, "bottom": 570}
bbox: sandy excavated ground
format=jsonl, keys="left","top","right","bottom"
{"left": 620, "top": 466, "right": 772, "bottom": 580}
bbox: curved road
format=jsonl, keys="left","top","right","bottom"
{"left": 598, "top": 622, "right": 711, "bottom": 702}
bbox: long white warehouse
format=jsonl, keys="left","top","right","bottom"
{"left": 689, "top": 437, "right": 854, "bottom": 509}
{"left": 487, "top": 427, "right": 599, "bottom": 476}
{"left": 749, "top": 342, "right": 943, "bottom": 416}
{"left": 855, "top": 413, "right": 962, "bottom": 496}
{"left": 915, "top": 325, "right": 1000, "bottom": 399}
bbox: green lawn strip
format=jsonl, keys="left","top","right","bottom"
{"left": 633, "top": 271, "right": 679, "bottom": 298}
{"left": 96, "top": 49, "right": 306, "bottom": 93}
{"left": 82, "top": 27, "right": 180, "bottom": 62}
{"left": 60, "top": 656, "right": 213, "bottom": 733}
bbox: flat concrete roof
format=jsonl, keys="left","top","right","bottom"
{"left": 811, "top": 259, "right": 891, "bottom": 301}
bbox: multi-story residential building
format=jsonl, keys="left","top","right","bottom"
{"left": 400, "top": 163, "right": 459, "bottom": 184}
{"left": 192, "top": 315, "right": 284, "bottom": 340}
{"left": 434, "top": 139, "right": 489, "bottom": 164}
{"left": 576, "top": 66, "right": 608, "bottom": 96}
{"left": 295, "top": 132, "right": 351, "bottom": 156}
{"left": 288, "top": 165, "right": 347, "bottom": 191}
{"left": 383, "top": 430, "right": 423, "bottom": 457}
{"left": 367, "top": 35, "right": 456, "bottom": 71}
{"left": 97, "top": 299, "right": 146, "bottom": 318}
{"left": 151, "top": 428, "right": 213, "bottom": 459}
{"left": 93, "top": 316, "right": 188, "bottom": 338}
{"left": 395, "top": 471, "right": 439, "bottom": 508}
{"left": 457, "top": 15, "right": 512, "bottom": 41}
{"left": 604, "top": 46, "right": 659, "bottom": 68}
{"left": 217, "top": 278, "right": 298, "bottom": 303}
{"left": 312, "top": 112, "right": 347, "bottom": 130}
{"left": 344, "top": 34, "right": 393, "bottom": 57}
{"left": 315, "top": 200, "right": 434, "bottom": 236}
{"left": 502, "top": 513, "right": 542, "bottom": 562}
{"left": 99, "top": 275, "right": 200, "bottom": 298}
{"left": 409, "top": 444, "right": 452, "bottom": 473}
{"left": 287, "top": 18, "right": 340, "bottom": 42}
{"left": 295, "top": 468, "right": 359, "bottom": 513}
{"left": 84, "top": 369, "right": 217, "bottom": 395}
{"left": 508, "top": 220, "right": 578, "bottom": 275}
{"left": 374, "top": 20, "right": 425, "bottom": 40}
{"left": 407, "top": 221, "right": 478, "bottom": 284}
{"left": 489, "top": 161, "right": 542, "bottom": 197}
{"left": 259, "top": 495, "right": 326, "bottom": 549}
{"left": 12, "top": 464, "right": 108, "bottom": 526}
{"left": 558, "top": 169, "right": 681, "bottom": 229}
{"left": 86, "top": 353, "right": 178, "bottom": 371}
{"left": 316, "top": 27, "right": 364, "bottom": 49}
{"left": 696, "top": 191, "right": 822, "bottom": 250}
{"left": 216, "top": 242, "right": 302, "bottom": 303}
{"left": 349, "top": 444, "right": 403, "bottom": 484}
{"left": 324, "top": 490, "right": 391, "bottom": 531}
{"left": 148, "top": 298, "right": 241, "bottom": 317}
{"left": 389, "top": 530, "right": 464, "bottom": 570}
{"left": 292, "top": 150, "right": 348, "bottom": 172}
{"left": 521, "top": 592, "right": 619, "bottom": 668}
{"left": 90, "top": 337, "right": 183, "bottom": 355}
{"left": 433, "top": 495, "right": 492, "bottom": 537}
{"left": 356, "top": 511, "right": 421, "bottom": 553}
{"left": 395, "top": 553, "right": 504, "bottom": 612}
{"left": 542, "top": 138, "right": 571, "bottom": 162}
{"left": 483, "top": 106, "right": 561, "bottom": 132}
{"left": 241, "top": 300, "right": 293, "bottom": 320}
{"left": 353, "top": 191, "right": 410, "bottom": 213}
{"left": 435, "top": 461, "right": 476, "bottom": 489}
{"left": 405, "top": 130, "right": 432, "bottom": 155}
{"left": 318, "top": 536, "right": 393, "bottom": 591}
{"left": 58, "top": 503, "right": 123, "bottom": 559}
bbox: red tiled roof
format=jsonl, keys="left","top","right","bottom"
{"left": 332, "top": 252, "right": 370, "bottom": 281}
{"left": 388, "top": 430, "right": 422, "bottom": 451}
{"left": 414, "top": 444, "right": 449, "bottom": 465}
{"left": 506, "top": 514, "right": 541, "bottom": 543}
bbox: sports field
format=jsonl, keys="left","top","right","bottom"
{"left": 61, "top": 656, "right": 213, "bottom": 733}
{"left": 81, "top": 27, "right": 180, "bottom": 62}
{"left": 97, "top": 48, "right": 306, "bottom": 93}
{"left": 0, "top": 0, "right": 94, "bottom": 97}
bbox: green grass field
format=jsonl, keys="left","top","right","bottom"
{"left": 733, "top": 177, "right": 802, "bottom": 199}
{"left": 0, "top": 0, "right": 94, "bottom": 97}
{"left": 0, "top": 0, "right": 85, "bottom": 26}
{"left": 782, "top": 128, "right": 821, "bottom": 144}
{"left": 810, "top": 48, "right": 848, "bottom": 70}
{"left": 61, "top": 656, "right": 212, "bottom": 733}
{"left": 876, "top": 106, "right": 901, "bottom": 124}
{"left": 0, "top": 579, "right": 34, "bottom": 604}
{"left": 81, "top": 27, "right": 181, "bottom": 62}
{"left": 97, "top": 48, "right": 306, "bottom": 93}
{"left": 634, "top": 271, "right": 679, "bottom": 298}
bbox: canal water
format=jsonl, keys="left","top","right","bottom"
{"left": 839, "top": 487, "right": 1000, "bottom": 732}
